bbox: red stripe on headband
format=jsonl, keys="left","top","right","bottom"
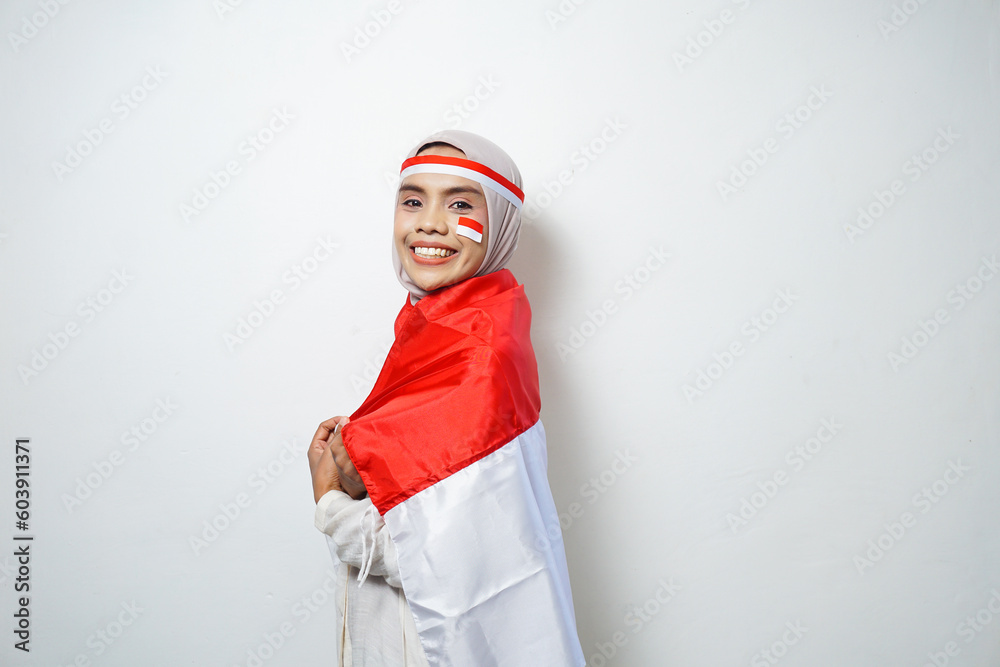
{"left": 400, "top": 155, "right": 525, "bottom": 203}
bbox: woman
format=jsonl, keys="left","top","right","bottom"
{"left": 308, "top": 130, "right": 585, "bottom": 666}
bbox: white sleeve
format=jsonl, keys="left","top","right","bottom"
{"left": 314, "top": 489, "right": 403, "bottom": 589}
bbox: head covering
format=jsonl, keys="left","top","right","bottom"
{"left": 391, "top": 130, "right": 523, "bottom": 302}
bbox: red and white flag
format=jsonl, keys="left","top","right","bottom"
{"left": 456, "top": 217, "right": 484, "bottom": 243}
{"left": 342, "top": 269, "right": 584, "bottom": 667}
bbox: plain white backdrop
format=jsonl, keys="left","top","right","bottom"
{"left": 1, "top": 0, "right": 999, "bottom": 665}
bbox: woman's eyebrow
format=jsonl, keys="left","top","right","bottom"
{"left": 441, "top": 186, "right": 485, "bottom": 197}
{"left": 398, "top": 184, "right": 484, "bottom": 198}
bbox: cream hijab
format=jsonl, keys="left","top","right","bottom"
{"left": 391, "top": 130, "right": 523, "bottom": 303}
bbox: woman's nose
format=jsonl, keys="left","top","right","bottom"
{"left": 415, "top": 206, "right": 449, "bottom": 235}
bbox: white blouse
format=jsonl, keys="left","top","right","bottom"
{"left": 314, "top": 490, "right": 431, "bottom": 667}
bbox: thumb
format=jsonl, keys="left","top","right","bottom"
{"left": 332, "top": 417, "right": 350, "bottom": 440}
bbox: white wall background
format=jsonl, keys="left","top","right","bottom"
{"left": 1, "top": 1, "right": 999, "bottom": 665}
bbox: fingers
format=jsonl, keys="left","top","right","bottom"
{"left": 309, "top": 416, "right": 351, "bottom": 463}
{"left": 311, "top": 415, "right": 350, "bottom": 447}
{"left": 308, "top": 415, "right": 357, "bottom": 501}
{"left": 309, "top": 415, "right": 352, "bottom": 475}
{"left": 322, "top": 427, "right": 364, "bottom": 492}
{"left": 333, "top": 450, "right": 357, "bottom": 479}
{"left": 321, "top": 445, "right": 341, "bottom": 485}
{"left": 331, "top": 445, "right": 363, "bottom": 487}
{"left": 312, "top": 440, "right": 344, "bottom": 502}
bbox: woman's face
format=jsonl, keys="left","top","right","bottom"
{"left": 393, "top": 145, "right": 489, "bottom": 293}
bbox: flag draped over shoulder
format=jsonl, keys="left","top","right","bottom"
{"left": 342, "top": 269, "right": 585, "bottom": 667}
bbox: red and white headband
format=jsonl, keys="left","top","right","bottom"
{"left": 399, "top": 155, "right": 524, "bottom": 210}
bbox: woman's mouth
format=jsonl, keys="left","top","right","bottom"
{"left": 411, "top": 245, "right": 457, "bottom": 265}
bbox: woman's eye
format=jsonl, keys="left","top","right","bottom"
{"left": 451, "top": 201, "right": 472, "bottom": 210}
{"left": 401, "top": 198, "right": 421, "bottom": 208}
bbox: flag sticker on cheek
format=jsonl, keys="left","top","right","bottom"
{"left": 456, "top": 217, "right": 484, "bottom": 243}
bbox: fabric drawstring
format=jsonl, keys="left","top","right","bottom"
{"left": 356, "top": 502, "right": 379, "bottom": 587}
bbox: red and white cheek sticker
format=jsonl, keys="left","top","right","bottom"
{"left": 457, "top": 217, "right": 484, "bottom": 243}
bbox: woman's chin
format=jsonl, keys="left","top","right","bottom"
{"left": 406, "top": 265, "right": 473, "bottom": 293}
{"left": 413, "top": 277, "right": 451, "bottom": 292}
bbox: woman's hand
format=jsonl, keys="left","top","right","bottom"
{"left": 308, "top": 416, "right": 347, "bottom": 503}
{"left": 328, "top": 420, "right": 368, "bottom": 500}
{"left": 308, "top": 416, "right": 368, "bottom": 502}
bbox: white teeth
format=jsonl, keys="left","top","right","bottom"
{"left": 413, "top": 247, "right": 455, "bottom": 258}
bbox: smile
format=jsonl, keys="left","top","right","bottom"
{"left": 413, "top": 246, "right": 456, "bottom": 258}
{"left": 410, "top": 245, "right": 458, "bottom": 266}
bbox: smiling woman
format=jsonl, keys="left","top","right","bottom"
{"left": 307, "top": 130, "right": 585, "bottom": 666}
{"left": 393, "top": 143, "right": 490, "bottom": 293}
